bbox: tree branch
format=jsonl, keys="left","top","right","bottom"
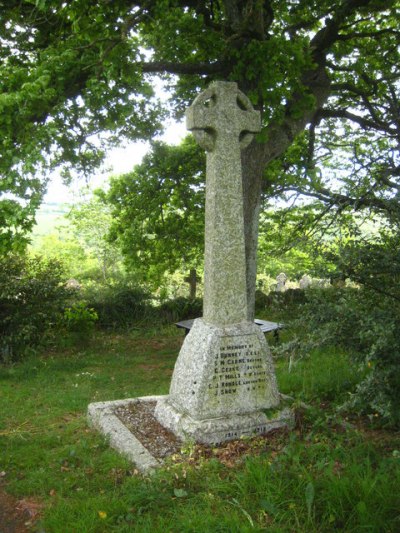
{"left": 319, "top": 108, "right": 396, "bottom": 134}
{"left": 259, "top": 0, "right": 388, "bottom": 167}
{"left": 139, "top": 60, "right": 231, "bottom": 76}
{"left": 290, "top": 183, "right": 399, "bottom": 215}
{"left": 337, "top": 28, "right": 400, "bottom": 41}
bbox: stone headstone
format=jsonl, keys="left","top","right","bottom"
{"left": 299, "top": 274, "right": 312, "bottom": 290}
{"left": 184, "top": 268, "right": 200, "bottom": 299}
{"left": 276, "top": 272, "right": 287, "bottom": 292}
{"left": 155, "top": 82, "right": 289, "bottom": 444}
{"left": 66, "top": 278, "right": 81, "bottom": 291}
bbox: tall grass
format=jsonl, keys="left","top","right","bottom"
{"left": 0, "top": 330, "right": 399, "bottom": 532}
{"left": 277, "top": 347, "right": 361, "bottom": 403}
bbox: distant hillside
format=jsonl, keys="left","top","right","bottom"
{"left": 30, "top": 202, "right": 71, "bottom": 242}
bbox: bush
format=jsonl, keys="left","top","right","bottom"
{"left": 63, "top": 302, "right": 98, "bottom": 343}
{"left": 0, "top": 254, "right": 72, "bottom": 362}
{"left": 157, "top": 296, "right": 203, "bottom": 323}
{"left": 255, "top": 288, "right": 307, "bottom": 316}
{"left": 294, "top": 287, "right": 400, "bottom": 427}
{"left": 86, "top": 283, "right": 153, "bottom": 329}
{"left": 85, "top": 282, "right": 202, "bottom": 328}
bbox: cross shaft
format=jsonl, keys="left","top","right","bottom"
{"left": 186, "top": 81, "right": 261, "bottom": 326}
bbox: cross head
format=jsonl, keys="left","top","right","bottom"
{"left": 186, "top": 81, "right": 260, "bottom": 152}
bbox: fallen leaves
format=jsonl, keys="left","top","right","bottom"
{"left": 16, "top": 497, "right": 44, "bottom": 520}
{"left": 170, "top": 429, "right": 289, "bottom": 469}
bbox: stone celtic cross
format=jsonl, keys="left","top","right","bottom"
{"left": 89, "top": 81, "right": 288, "bottom": 454}
{"left": 186, "top": 81, "right": 261, "bottom": 326}
{"left": 154, "top": 82, "right": 285, "bottom": 444}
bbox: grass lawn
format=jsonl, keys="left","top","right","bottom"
{"left": 1, "top": 326, "right": 399, "bottom": 532}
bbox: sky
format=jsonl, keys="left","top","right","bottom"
{"left": 44, "top": 118, "right": 187, "bottom": 204}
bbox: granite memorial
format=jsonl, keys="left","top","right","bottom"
{"left": 88, "top": 81, "right": 292, "bottom": 469}
{"left": 155, "top": 81, "right": 291, "bottom": 444}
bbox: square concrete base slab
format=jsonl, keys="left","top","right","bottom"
{"left": 87, "top": 396, "right": 166, "bottom": 474}
{"left": 88, "top": 395, "right": 294, "bottom": 473}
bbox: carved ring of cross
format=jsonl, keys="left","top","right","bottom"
{"left": 187, "top": 83, "right": 260, "bottom": 152}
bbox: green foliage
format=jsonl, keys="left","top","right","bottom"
{"left": 231, "top": 36, "right": 315, "bottom": 122}
{"left": 0, "top": 330, "right": 399, "bottom": 532}
{"left": 321, "top": 228, "right": 400, "bottom": 297}
{"left": 105, "top": 137, "right": 205, "bottom": 287}
{"left": 0, "top": 195, "right": 43, "bottom": 256}
{"left": 66, "top": 194, "right": 123, "bottom": 282}
{"left": 63, "top": 302, "right": 98, "bottom": 343}
{"left": 283, "top": 224, "right": 400, "bottom": 426}
{"left": 294, "top": 287, "right": 400, "bottom": 427}
{"left": 0, "top": 254, "right": 71, "bottom": 362}
{"left": 1, "top": 0, "right": 162, "bottom": 249}
{"left": 84, "top": 283, "right": 203, "bottom": 329}
{"left": 32, "top": 230, "right": 91, "bottom": 279}
{"left": 157, "top": 296, "right": 202, "bottom": 324}
{"left": 2, "top": 0, "right": 398, "bottom": 257}
{"left": 86, "top": 283, "right": 153, "bottom": 329}
{"left": 256, "top": 288, "right": 308, "bottom": 317}
{"left": 257, "top": 205, "right": 339, "bottom": 279}
{"left": 31, "top": 193, "right": 125, "bottom": 284}
{"left": 277, "top": 347, "right": 361, "bottom": 404}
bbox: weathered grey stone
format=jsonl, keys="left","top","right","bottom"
{"left": 157, "top": 319, "right": 279, "bottom": 418}
{"left": 87, "top": 396, "right": 164, "bottom": 474}
{"left": 155, "top": 81, "right": 290, "bottom": 444}
{"left": 88, "top": 82, "right": 291, "bottom": 464}
{"left": 156, "top": 398, "right": 293, "bottom": 445}
{"left": 155, "top": 319, "right": 289, "bottom": 444}
{"left": 186, "top": 81, "right": 260, "bottom": 327}
{"left": 299, "top": 274, "right": 312, "bottom": 289}
{"left": 276, "top": 272, "right": 288, "bottom": 292}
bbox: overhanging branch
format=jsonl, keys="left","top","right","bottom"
{"left": 259, "top": 0, "right": 387, "bottom": 166}
{"left": 319, "top": 108, "right": 395, "bottom": 134}
{"left": 290, "top": 184, "right": 399, "bottom": 215}
{"left": 140, "top": 60, "right": 230, "bottom": 76}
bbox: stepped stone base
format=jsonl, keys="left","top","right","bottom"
{"left": 155, "top": 318, "right": 293, "bottom": 444}
{"left": 155, "top": 397, "right": 293, "bottom": 444}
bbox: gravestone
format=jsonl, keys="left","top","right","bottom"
{"left": 276, "top": 272, "right": 288, "bottom": 292}
{"left": 299, "top": 274, "right": 312, "bottom": 289}
{"left": 155, "top": 81, "right": 290, "bottom": 444}
{"left": 184, "top": 268, "right": 200, "bottom": 299}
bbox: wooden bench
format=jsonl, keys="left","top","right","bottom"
{"left": 175, "top": 318, "right": 284, "bottom": 339}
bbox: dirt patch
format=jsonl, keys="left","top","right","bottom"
{"left": 351, "top": 418, "right": 400, "bottom": 454}
{"left": 0, "top": 484, "right": 43, "bottom": 533}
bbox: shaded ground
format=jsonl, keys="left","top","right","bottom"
{"left": 0, "top": 483, "right": 42, "bottom": 533}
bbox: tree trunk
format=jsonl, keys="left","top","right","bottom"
{"left": 241, "top": 141, "right": 266, "bottom": 321}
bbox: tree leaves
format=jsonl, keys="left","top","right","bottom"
{"left": 105, "top": 137, "right": 205, "bottom": 287}
{"left": 1, "top": 0, "right": 399, "bottom": 257}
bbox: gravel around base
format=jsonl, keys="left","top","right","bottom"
{"left": 113, "top": 400, "right": 291, "bottom": 468}
{"left": 114, "top": 400, "right": 183, "bottom": 460}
